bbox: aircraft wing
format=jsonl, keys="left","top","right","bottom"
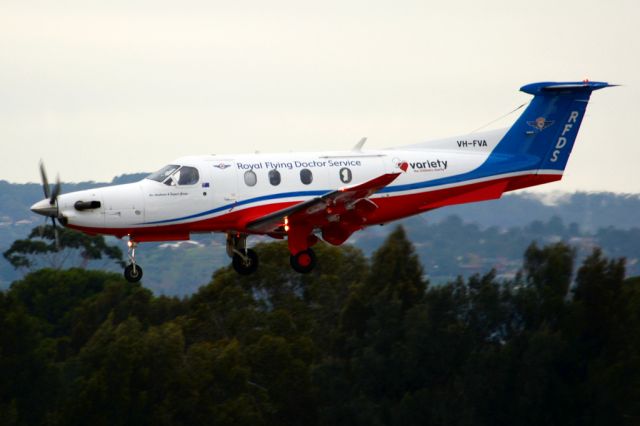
{"left": 246, "top": 171, "right": 402, "bottom": 235}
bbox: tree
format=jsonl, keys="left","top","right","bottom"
{"left": 340, "top": 226, "right": 426, "bottom": 349}
{"left": 366, "top": 225, "right": 426, "bottom": 310}
{"left": 320, "top": 226, "right": 429, "bottom": 424}
{"left": 3, "top": 225, "right": 125, "bottom": 270}
{"left": 0, "top": 291, "right": 57, "bottom": 426}
{"left": 524, "top": 242, "right": 575, "bottom": 299}
{"left": 571, "top": 248, "right": 625, "bottom": 353}
{"left": 2, "top": 234, "right": 640, "bottom": 426}
{"left": 518, "top": 242, "right": 575, "bottom": 330}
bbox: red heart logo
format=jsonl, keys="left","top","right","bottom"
{"left": 398, "top": 161, "right": 409, "bottom": 172}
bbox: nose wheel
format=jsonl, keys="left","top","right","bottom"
{"left": 232, "top": 249, "right": 259, "bottom": 275}
{"left": 124, "top": 263, "right": 143, "bottom": 282}
{"left": 124, "top": 239, "right": 143, "bottom": 283}
{"left": 227, "top": 233, "right": 259, "bottom": 275}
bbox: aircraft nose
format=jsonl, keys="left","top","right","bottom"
{"left": 31, "top": 198, "right": 58, "bottom": 217}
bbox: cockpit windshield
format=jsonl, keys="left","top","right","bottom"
{"left": 146, "top": 164, "right": 180, "bottom": 182}
{"left": 146, "top": 164, "right": 200, "bottom": 186}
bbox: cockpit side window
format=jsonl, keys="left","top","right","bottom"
{"left": 176, "top": 166, "right": 199, "bottom": 185}
{"left": 147, "top": 165, "right": 199, "bottom": 186}
{"left": 146, "top": 164, "right": 180, "bottom": 182}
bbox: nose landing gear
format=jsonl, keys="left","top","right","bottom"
{"left": 124, "top": 239, "right": 143, "bottom": 283}
{"left": 226, "top": 233, "right": 259, "bottom": 275}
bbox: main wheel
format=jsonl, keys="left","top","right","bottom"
{"left": 290, "top": 248, "right": 316, "bottom": 273}
{"left": 232, "top": 249, "right": 259, "bottom": 275}
{"left": 124, "top": 263, "right": 143, "bottom": 283}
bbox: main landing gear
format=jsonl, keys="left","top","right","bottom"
{"left": 225, "top": 232, "right": 317, "bottom": 275}
{"left": 290, "top": 248, "right": 316, "bottom": 274}
{"left": 121, "top": 233, "right": 318, "bottom": 280}
{"left": 124, "top": 239, "right": 143, "bottom": 283}
{"left": 227, "top": 233, "right": 259, "bottom": 275}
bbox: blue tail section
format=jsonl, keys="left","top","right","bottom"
{"left": 379, "top": 81, "right": 613, "bottom": 195}
{"left": 489, "top": 81, "right": 612, "bottom": 173}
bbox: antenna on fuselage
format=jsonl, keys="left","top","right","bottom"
{"left": 352, "top": 137, "right": 367, "bottom": 152}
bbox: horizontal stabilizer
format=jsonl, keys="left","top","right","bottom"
{"left": 520, "top": 81, "right": 614, "bottom": 95}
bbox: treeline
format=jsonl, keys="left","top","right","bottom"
{"left": 1, "top": 227, "right": 639, "bottom": 425}
{"left": 358, "top": 215, "right": 640, "bottom": 280}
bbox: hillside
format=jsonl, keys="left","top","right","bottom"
{"left": 2, "top": 175, "right": 639, "bottom": 294}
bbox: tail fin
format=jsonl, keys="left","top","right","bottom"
{"left": 493, "top": 81, "right": 613, "bottom": 173}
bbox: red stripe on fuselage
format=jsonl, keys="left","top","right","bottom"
{"left": 66, "top": 172, "right": 561, "bottom": 241}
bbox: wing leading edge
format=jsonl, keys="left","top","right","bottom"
{"left": 246, "top": 170, "right": 403, "bottom": 250}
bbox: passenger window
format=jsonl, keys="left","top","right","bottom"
{"left": 339, "top": 167, "right": 352, "bottom": 184}
{"left": 300, "top": 168, "right": 313, "bottom": 185}
{"left": 269, "top": 169, "right": 281, "bottom": 186}
{"left": 244, "top": 170, "right": 257, "bottom": 187}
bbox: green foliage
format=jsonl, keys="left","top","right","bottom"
{"left": 1, "top": 229, "right": 639, "bottom": 425}
{"left": 3, "top": 209, "right": 640, "bottom": 296}
{"left": 3, "top": 225, "right": 125, "bottom": 270}
{"left": 367, "top": 226, "right": 426, "bottom": 308}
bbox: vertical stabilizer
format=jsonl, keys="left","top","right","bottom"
{"left": 491, "top": 81, "right": 612, "bottom": 174}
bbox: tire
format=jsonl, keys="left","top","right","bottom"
{"left": 232, "top": 249, "right": 259, "bottom": 275}
{"left": 124, "top": 263, "right": 143, "bottom": 283}
{"left": 290, "top": 248, "right": 316, "bottom": 274}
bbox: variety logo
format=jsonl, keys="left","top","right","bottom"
{"left": 527, "top": 117, "right": 554, "bottom": 131}
{"left": 408, "top": 159, "right": 448, "bottom": 172}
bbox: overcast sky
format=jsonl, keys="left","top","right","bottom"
{"left": 1, "top": 0, "right": 638, "bottom": 193}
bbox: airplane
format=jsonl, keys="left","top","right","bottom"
{"left": 31, "top": 80, "right": 613, "bottom": 282}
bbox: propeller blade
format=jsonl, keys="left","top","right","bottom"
{"left": 51, "top": 217, "right": 60, "bottom": 251}
{"left": 50, "top": 174, "right": 61, "bottom": 206}
{"left": 38, "top": 219, "right": 47, "bottom": 238}
{"left": 39, "top": 161, "right": 51, "bottom": 199}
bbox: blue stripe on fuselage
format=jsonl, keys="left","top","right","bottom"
{"left": 143, "top": 153, "right": 537, "bottom": 225}
{"left": 142, "top": 81, "right": 603, "bottom": 226}
{"left": 144, "top": 190, "right": 326, "bottom": 224}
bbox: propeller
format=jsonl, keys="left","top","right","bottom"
{"left": 35, "top": 161, "right": 62, "bottom": 250}
{"left": 50, "top": 174, "right": 61, "bottom": 206}
{"left": 39, "top": 161, "right": 50, "bottom": 199}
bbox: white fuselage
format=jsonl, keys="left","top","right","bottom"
{"left": 27, "top": 80, "right": 610, "bottom": 279}
{"left": 51, "top": 129, "right": 528, "bottom": 241}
